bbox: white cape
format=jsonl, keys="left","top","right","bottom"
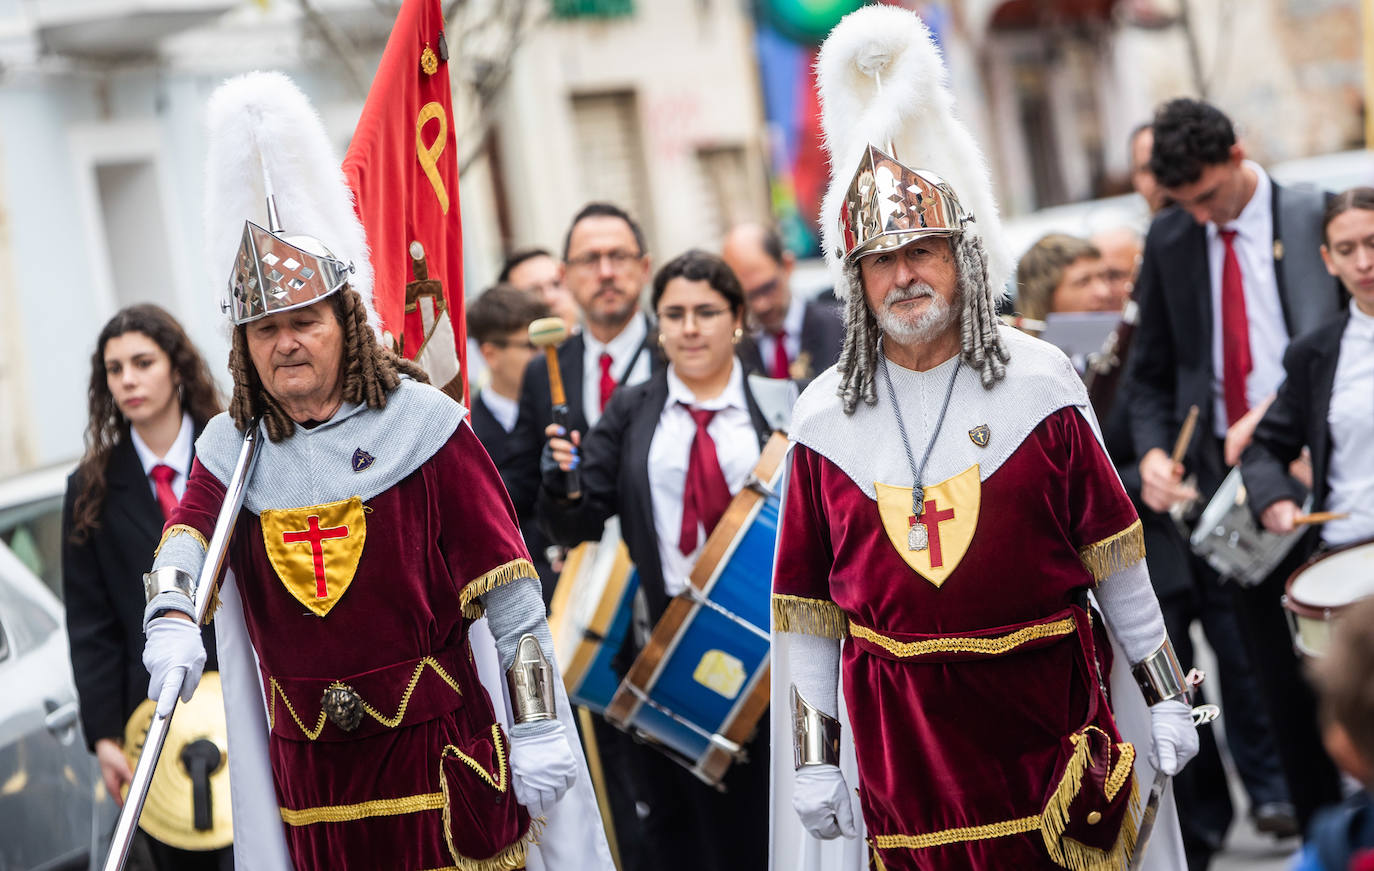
{"left": 214, "top": 570, "right": 615, "bottom": 871}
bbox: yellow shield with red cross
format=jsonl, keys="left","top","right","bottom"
{"left": 875, "top": 465, "right": 981, "bottom": 588}
{"left": 260, "top": 497, "right": 367, "bottom": 617}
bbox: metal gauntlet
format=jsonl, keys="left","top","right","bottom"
{"left": 792, "top": 685, "right": 841, "bottom": 769}
{"left": 143, "top": 567, "right": 196, "bottom": 605}
{"left": 1131, "top": 638, "right": 1188, "bottom": 705}
{"left": 506, "top": 634, "right": 556, "bottom": 724}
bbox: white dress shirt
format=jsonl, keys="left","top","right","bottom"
{"left": 647, "top": 359, "right": 760, "bottom": 597}
{"left": 754, "top": 294, "right": 806, "bottom": 369}
{"left": 582, "top": 313, "right": 651, "bottom": 428}
{"left": 130, "top": 412, "right": 195, "bottom": 502}
{"left": 1322, "top": 302, "right": 1374, "bottom": 546}
{"left": 1207, "top": 161, "right": 1289, "bottom": 436}
{"left": 479, "top": 390, "right": 519, "bottom": 434}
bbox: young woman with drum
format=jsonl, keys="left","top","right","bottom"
{"left": 540, "top": 249, "right": 775, "bottom": 871}
{"left": 62, "top": 304, "right": 232, "bottom": 869}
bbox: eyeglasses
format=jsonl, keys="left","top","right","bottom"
{"left": 744, "top": 278, "right": 780, "bottom": 301}
{"left": 565, "top": 249, "right": 642, "bottom": 272}
{"left": 657, "top": 306, "right": 731, "bottom": 329}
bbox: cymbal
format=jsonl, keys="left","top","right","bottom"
{"left": 123, "top": 671, "right": 233, "bottom": 851}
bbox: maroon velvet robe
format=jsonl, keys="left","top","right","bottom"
{"left": 172, "top": 424, "right": 534, "bottom": 871}
{"left": 774, "top": 407, "right": 1143, "bottom": 870}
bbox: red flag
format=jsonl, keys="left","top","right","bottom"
{"left": 343, "top": 0, "right": 468, "bottom": 404}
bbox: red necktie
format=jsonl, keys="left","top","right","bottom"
{"left": 679, "top": 406, "right": 732, "bottom": 555}
{"left": 771, "top": 330, "right": 790, "bottom": 379}
{"left": 150, "top": 464, "right": 179, "bottom": 521}
{"left": 598, "top": 352, "right": 616, "bottom": 413}
{"left": 1219, "top": 229, "right": 1252, "bottom": 427}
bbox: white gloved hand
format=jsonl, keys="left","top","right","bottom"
{"left": 1149, "top": 698, "right": 1199, "bottom": 776}
{"left": 509, "top": 724, "right": 578, "bottom": 816}
{"left": 794, "top": 764, "right": 858, "bottom": 840}
{"left": 143, "top": 615, "right": 206, "bottom": 717}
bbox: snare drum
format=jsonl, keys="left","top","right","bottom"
{"left": 604, "top": 433, "right": 789, "bottom": 786}
{"left": 1190, "top": 468, "right": 1310, "bottom": 586}
{"left": 547, "top": 517, "right": 642, "bottom": 714}
{"left": 1283, "top": 539, "right": 1374, "bottom": 657}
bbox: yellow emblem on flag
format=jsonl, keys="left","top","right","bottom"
{"left": 875, "top": 465, "right": 981, "bottom": 588}
{"left": 260, "top": 497, "right": 367, "bottom": 617}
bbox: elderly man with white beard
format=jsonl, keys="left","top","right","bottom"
{"left": 769, "top": 6, "right": 1199, "bottom": 870}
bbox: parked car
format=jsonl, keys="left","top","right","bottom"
{"left": 0, "top": 536, "right": 113, "bottom": 870}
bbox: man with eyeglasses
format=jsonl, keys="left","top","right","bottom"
{"left": 721, "top": 222, "right": 843, "bottom": 382}
{"left": 502, "top": 201, "right": 665, "bottom": 871}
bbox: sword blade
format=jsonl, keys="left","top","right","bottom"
{"left": 1126, "top": 768, "right": 1170, "bottom": 871}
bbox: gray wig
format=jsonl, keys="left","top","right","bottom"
{"left": 836, "top": 232, "right": 1010, "bottom": 415}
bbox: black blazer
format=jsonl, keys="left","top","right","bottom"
{"left": 1240, "top": 310, "right": 1351, "bottom": 520}
{"left": 469, "top": 392, "right": 513, "bottom": 468}
{"left": 503, "top": 325, "right": 664, "bottom": 521}
{"left": 1126, "top": 181, "right": 1343, "bottom": 496}
{"left": 736, "top": 298, "right": 845, "bottom": 380}
{"left": 61, "top": 434, "right": 218, "bottom": 752}
{"left": 536, "top": 368, "right": 773, "bottom": 622}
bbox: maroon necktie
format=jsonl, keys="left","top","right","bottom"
{"left": 679, "top": 406, "right": 732, "bottom": 555}
{"left": 1219, "top": 229, "right": 1252, "bottom": 427}
{"left": 771, "top": 330, "right": 790, "bottom": 379}
{"left": 150, "top": 464, "right": 179, "bottom": 521}
{"left": 598, "top": 352, "right": 616, "bottom": 413}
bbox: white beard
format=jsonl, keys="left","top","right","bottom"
{"left": 876, "top": 283, "right": 959, "bottom": 344}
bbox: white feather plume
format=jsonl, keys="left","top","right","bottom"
{"left": 816, "top": 5, "right": 1010, "bottom": 301}
{"left": 202, "top": 71, "right": 378, "bottom": 334}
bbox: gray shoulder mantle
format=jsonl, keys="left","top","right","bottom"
{"left": 790, "top": 326, "right": 1088, "bottom": 499}
{"left": 194, "top": 379, "right": 466, "bottom": 513}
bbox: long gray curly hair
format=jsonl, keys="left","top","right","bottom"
{"left": 836, "top": 232, "right": 1009, "bottom": 414}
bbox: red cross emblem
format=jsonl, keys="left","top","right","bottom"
{"left": 909, "top": 499, "right": 956, "bottom": 567}
{"left": 282, "top": 515, "right": 350, "bottom": 598}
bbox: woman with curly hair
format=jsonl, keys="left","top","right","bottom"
{"left": 62, "top": 303, "right": 231, "bottom": 869}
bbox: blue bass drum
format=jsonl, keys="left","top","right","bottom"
{"left": 547, "top": 517, "right": 641, "bottom": 715}
{"left": 605, "top": 434, "right": 789, "bottom": 785}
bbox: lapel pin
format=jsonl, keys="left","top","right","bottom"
{"left": 352, "top": 448, "right": 375, "bottom": 472}
{"left": 969, "top": 424, "right": 990, "bottom": 447}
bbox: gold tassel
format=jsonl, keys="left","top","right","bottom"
{"left": 153, "top": 523, "right": 208, "bottom": 558}
{"left": 438, "top": 815, "right": 545, "bottom": 871}
{"left": 1040, "top": 730, "right": 1092, "bottom": 866}
{"left": 1041, "top": 730, "right": 1142, "bottom": 871}
{"left": 772, "top": 593, "right": 849, "bottom": 639}
{"left": 459, "top": 559, "right": 539, "bottom": 619}
{"left": 1077, "top": 519, "right": 1145, "bottom": 584}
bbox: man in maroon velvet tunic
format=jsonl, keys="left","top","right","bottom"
{"left": 769, "top": 8, "right": 1199, "bottom": 871}
{"left": 135, "top": 73, "right": 602, "bottom": 871}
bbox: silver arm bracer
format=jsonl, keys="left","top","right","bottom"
{"left": 506, "top": 633, "right": 556, "bottom": 724}
{"left": 1131, "top": 638, "right": 1188, "bottom": 706}
{"left": 791, "top": 684, "right": 841, "bottom": 769}
{"left": 143, "top": 566, "right": 196, "bottom": 605}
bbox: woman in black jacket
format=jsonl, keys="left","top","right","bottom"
{"left": 62, "top": 304, "right": 229, "bottom": 869}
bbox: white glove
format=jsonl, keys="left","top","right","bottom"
{"left": 794, "top": 764, "right": 858, "bottom": 840}
{"left": 1149, "top": 698, "right": 1199, "bottom": 776}
{"left": 509, "top": 724, "right": 578, "bottom": 816}
{"left": 143, "top": 616, "right": 206, "bottom": 717}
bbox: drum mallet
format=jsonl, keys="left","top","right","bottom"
{"left": 1294, "top": 511, "right": 1349, "bottom": 527}
{"left": 529, "top": 317, "right": 581, "bottom": 500}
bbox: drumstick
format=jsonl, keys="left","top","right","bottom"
{"left": 1170, "top": 405, "right": 1199, "bottom": 468}
{"left": 529, "top": 317, "right": 581, "bottom": 499}
{"left": 1293, "top": 511, "right": 1349, "bottom": 527}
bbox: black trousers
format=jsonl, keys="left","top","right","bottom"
{"left": 126, "top": 831, "right": 232, "bottom": 871}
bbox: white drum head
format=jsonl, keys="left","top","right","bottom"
{"left": 1289, "top": 542, "right": 1374, "bottom": 609}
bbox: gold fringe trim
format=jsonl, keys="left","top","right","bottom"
{"left": 280, "top": 790, "right": 445, "bottom": 826}
{"left": 459, "top": 559, "right": 539, "bottom": 619}
{"left": 873, "top": 815, "right": 1041, "bottom": 850}
{"left": 436, "top": 817, "right": 544, "bottom": 871}
{"left": 266, "top": 657, "right": 463, "bottom": 740}
{"left": 153, "top": 523, "right": 208, "bottom": 558}
{"left": 1077, "top": 519, "right": 1145, "bottom": 583}
{"left": 1040, "top": 728, "right": 1142, "bottom": 871}
{"left": 771, "top": 593, "right": 849, "bottom": 639}
{"left": 201, "top": 582, "right": 222, "bottom": 626}
{"left": 849, "top": 618, "right": 1076, "bottom": 659}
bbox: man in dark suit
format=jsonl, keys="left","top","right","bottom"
{"left": 467, "top": 284, "right": 555, "bottom": 600}
{"left": 721, "top": 223, "right": 843, "bottom": 381}
{"left": 1127, "top": 98, "right": 1346, "bottom": 831}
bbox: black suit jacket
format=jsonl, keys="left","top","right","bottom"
{"left": 736, "top": 297, "right": 845, "bottom": 380}
{"left": 61, "top": 434, "right": 218, "bottom": 751}
{"left": 536, "top": 368, "right": 773, "bottom": 622}
{"left": 1240, "top": 311, "right": 1350, "bottom": 520}
{"left": 1126, "top": 181, "right": 1343, "bottom": 496}
{"left": 503, "top": 326, "right": 664, "bottom": 521}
